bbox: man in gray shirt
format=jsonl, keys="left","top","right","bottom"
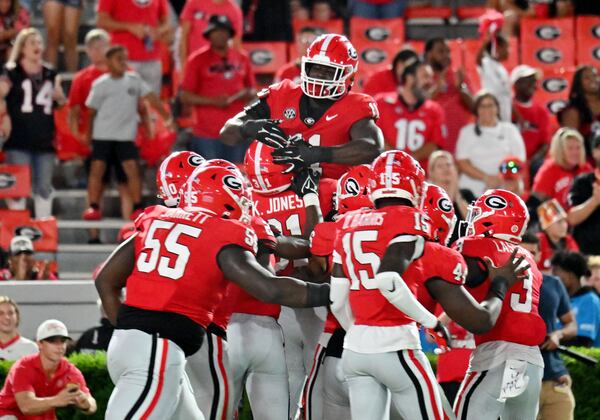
{"left": 83, "top": 45, "right": 173, "bottom": 221}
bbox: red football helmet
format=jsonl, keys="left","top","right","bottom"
{"left": 421, "top": 183, "right": 457, "bottom": 246}
{"left": 245, "top": 140, "right": 293, "bottom": 195}
{"left": 370, "top": 150, "right": 425, "bottom": 206}
{"left": 465, "top": 189, "right": 529, "bottom": 244}
{"left": 179, "top": 165, "right": 252, "bottom": 222}
{"left": 336, "top": 165, "right": 374, "bottom": 214}
{"left": 156, "top": 151, "right": 205, "bottom": 207}
{"left": 301, "top": 34, "right": 358, "bottom": 99}
{"left": 202, "top": 158, "right": 239, "bottom": 171}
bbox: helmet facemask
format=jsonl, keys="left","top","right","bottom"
{"left": 301, "top": 58, "right": 354, "bottom": 99}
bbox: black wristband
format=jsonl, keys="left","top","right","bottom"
{"left": 489, "top": 275, "right": 509, "bottom": 300}
{"left": 240, "top": 121, "right": 254, "bottom": 141}
{"left": 306, "top": 282, "right": 330, "bottom": 307}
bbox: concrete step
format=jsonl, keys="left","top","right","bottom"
{"left": 60, "top": 272, "right": 94, "bottom": 280}
{"left": 56, "top": 244, "right": 113, "bottom": 273}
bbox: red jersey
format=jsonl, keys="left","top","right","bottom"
{"left": 334, "top": 206, "right": 432, "bottom": 327}
{"left": 537, "top": 231, "right": 580, "bottom": 272}
{"left": 455, "top": 236, "right": 546, "bottom": 346}
{"left": 513, "top": 101, "right": 553, "bottom": 159}
{"left": 274, "top": 61, "right": 301, "bottom": 84}
{"left": 375, "top": 93, "right": 447, "bottom": 170}
{"left": 229, "top": 215, "right": 281, "bottom": 319}
{"left": 97, "top": 0, "right": 168, "bottom": 61}
{"left": 532, "top": 159, "right": 592, "bottom": 210}
{"left": 253, "top": 179, "right": 335, "bottom": 275}
{"left": 125, "top": 206, "right": 257, "bottom": 328}
{"left": 68, "top": 65, "right": 106, "bottom": 134}
{"left": 180, "top": 0, "right": 243, "bottom": 58}
{"left": 182, "top": 46, "right": 254, "bottom": 138}
{"left": 257, "top": 79, "right": 379, "bottom": 179}
{"left": 0, "top": 353, "right": 89, "bottom": 420}
{"left": 361, "top": 67, "right": 397, "bottom": 97}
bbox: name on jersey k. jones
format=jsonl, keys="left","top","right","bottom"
{"left": 262, "top": 194, "right": 304, "bottom": 214}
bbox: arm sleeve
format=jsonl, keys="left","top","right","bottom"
{"left": 330, "top": 276, "right": 354, "bottom": 331}
{"left": 85, "top": 81, "right": 102, "bottom": 110}
{"left": 11, "top": 363, "right": 35, "bottom": 393}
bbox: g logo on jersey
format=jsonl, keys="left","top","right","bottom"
{"left": 188, "top": 155, "right": 204, "bottom": 167}
{"left": 484, "top": 195, "right": 507, "bottom": 210}
{"left": 223, "top": 175, "right": 243, "bottom": 190}
{"left": 0, "top": 173, "right": 16, "bottom": 189}
{"left": 438, "top": 197, "right": 453, "bottom": 213}
{"left": 14, "top": 226, "right": 42, "bottom": 241}
{"left": 344, "top": 178, "right": 360, "bottom": 196}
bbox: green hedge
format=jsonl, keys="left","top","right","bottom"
{"left": 0, "top": 349, "right": 597, "bottom": 419}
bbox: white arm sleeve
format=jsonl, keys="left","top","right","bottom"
{"left": 375, "top": 271, "right": 438, "bottom": 329}
{"left": 330, "top": 276, "right": 354, "bottom": 331}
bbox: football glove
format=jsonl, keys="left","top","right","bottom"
{"left": 291, "top": 168, "right": 321, "bottom": 198}
{"left": 426, "top": 321, "right": 452, "bottom": 354}
{"left": 241, "top": 119, "right": 287, "bottom": 148}
{"left": 271, "top": 134, "right": 332, "bottom": 173}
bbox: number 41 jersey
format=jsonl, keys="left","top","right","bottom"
{"left": 125, "top": 206, "right": 257, "bottom": 329}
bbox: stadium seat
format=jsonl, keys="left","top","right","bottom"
{"left": 54, "top": 106, "right": 91, "bottom": 161}
{"left": 243, "top": 42, "right": 289, "bottom": 75}
{"left": 292, "top": 19, "right": 344, "bottom": 39}
{"left": 456, "top": 6, "right": 487, "bottom": 21}
{"left": 520, "top": 17, "right": 575, "bottom": 70}
{"left": 0, "top": 164, "right": 31, "bottom": 199}
{"left": 350, "top": 18, "right": 405, "bottom": 45}
{"left": 404, "top": 5, "right": 452, "bottom": 21}
{"left": 535, "top": 67, "right": 575, "bottom": 115}
{"left": 0, "top": 214, "right": 58, "bottom": 253}
{"left": 575, "top": 16, "right": 600, "bottom": 66}
{"left": 353, "top": 39, "right": 400, "bottom": 88}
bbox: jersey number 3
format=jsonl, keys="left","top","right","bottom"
{"left": 136, "top": 220, "right": 202, "bottom": 280}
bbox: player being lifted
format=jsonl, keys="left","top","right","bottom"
{"left": 220, "top": 33, "right": 383, "bottom": 179}
{"left": 95, "top": 162, "right": 330, "bottom": 419}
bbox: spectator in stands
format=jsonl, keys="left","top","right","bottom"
{"left": 532, "top": 127, "right": 591, "bottom": 212}
{"left": 424, "top": 37, "right": 474, "bottom": 153}
{"left": 0, "top": 319, "right": 97, "bottom": 417}
{"left": 511, "top": 64, "right": 553, "bottom": 177}
{"left": 455, "top": 91, "right": 526, "bottom": 196}
{"left": 427, "top": 150, "right": 473, "bottom": 244}
{"left": 0, "top": 236, "right": 57, "bottom": 281}
{"left": 520, "top": 232, "right": 577, "bottom": 420}
{"left": 82, "top": 45, "right": 173, "bottom": 222}
{"left": 537, "top": 199, "right": 580, "bottom": 273}
{"left": 0, "top": 28, "right": 67, "bottom": 218}
{"left": 97, "top": 0, "right": 172, "bottom": 94}
{"left": 477, "top": 33, "right": 511, "bottom": 121}
{"left": 312, "top": 0, "right": 335, "bottom": 21}
{"left": 559, "top": 65, "right": 600, "bottom": 159}
{"left": 42, "top": 0, "right": 80, "bottom": 72}
{"left": 498, "top": 156, "right": 528, "bottom": 199}
{"left": 348, "top": 0, "right": 407, "bottom": 19}
{"left": 181, "top": 15, "right": 255, "bottom": 162}
{"left": 552, "top": 251, "right": 600, "bottom": 347}
{"left": 587, "top": 256, "right": 600, "bottom": 296}
{"left": 178, "top": 0, "right": 243, "bottom": 69}
{"left": 242, "top": 0, "right": 292, "bottom": 42}
{"left": 0, "top": 0, "right": 29, "bottom": 65}
{"left": 567, "top": 132, "right": 600, "bottom": 255}
{"left": 274, "top": 25, "right": 318, "bottom": 84}
{"left": 290, "top": 0, "right": 309, "bottom": 20}
{"left": 362, "top": 47, "right": 417, "bottom": 97}
{"left": 0, "top": 296, "right": 37, "bottom": 360}
{"left": 488, "top": 0, "right": 536, "bottom": 37}
{"left": 73, "top": 300, "right": 113, "bottom": 354}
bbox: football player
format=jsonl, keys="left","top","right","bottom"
{"left": 95, "top": 163, "right": 330, "bottom": 419}
{"left": 453, "top": 189, "right": 546, "bottom": 420}
{"left": 219, "top": 34, "right": 384, "bottom": 179}
{"left": 156, "top": 150, "right": 205, "bottom": 208}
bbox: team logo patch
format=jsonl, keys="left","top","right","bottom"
{"left": 438, "top": 197, "right": 453, "bottom": 213}
{"left": 284, "top": 108, "right": 296, "bottom": 120}
{"left": 542, "top": 77, "right": 568, "bottom": 93}
{"left": 536, "top": 48, "right": 562, "bottom": 64}
{"left": 484, "top": 195, "right": 507, "bottom": 210}
{"left": 361, "top": 48, "right": 387, "bottom": 64}
{"left": 344, "top": 178, "right": 360, "bottom": 196}
{"left": 304, "top": 117, "right": 315, "bottom": 126}
{"left": 348, "top": 46, "right": 358, "bottom": 60}
{"left": 535, "top": 25, "right": 560, "bottom": 40}
{"left": 250, "top": 50, "right": 274, "bottom": 66}
{"left": 188, "top": 155, "right": 204, "bottom": 166}
{"left": 0, "top": 173, "right": 16, "bottom": 189}
{"left": 14, "top": 225, "right": 42, "bottom": 241}
{"left": 365, "top": 27, "right": 389, "bottom": 42}
{"left": 223, "top": 175, "right": 243, "bottom": 190}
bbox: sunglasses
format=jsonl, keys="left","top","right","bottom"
{"left": 499, "top": 160, "right": 522, "bottom": 174}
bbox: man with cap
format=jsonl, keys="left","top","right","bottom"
{"left": 0, "top": 319, "right": 97, "bottom": 417}
{"left": 511, "top": 64, "right": 554, "bottom": 176}
{"left": 568, "top": 132, "right": 600, "bottom": 255}
{"left": 181, "top": 14, "right": 256, "bottom": 162}
{"left": 537, "top": 199, "right": 580, "bottom": 273}
{"left": 0, "top": 236, "right": 57, "bottom": 281}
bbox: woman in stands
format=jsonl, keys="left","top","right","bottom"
{"left": 0, "top": 0, "right": 29, "bottom": 66}
{"left": 0, "top": 28, "right": 66, "bottom": 217}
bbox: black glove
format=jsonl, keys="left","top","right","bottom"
{"left": 271, "top": 135, "right": 332, "bottom": 174}
{"left": 291, "top": 168, "right": 321, "bottom": 198}
{"left": 240, "top": 119, "right": 287, "bottom": 148}
{"left": 425, "top": 321, "right": 452, "bottom": 353}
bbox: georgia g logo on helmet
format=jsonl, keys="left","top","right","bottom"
{"left": 223, "top": 174, "right": 243, "bottom": 190}
{"left": 484, "top": 195, "right": 508, "bottom": 209}
{"left": 438, "top": 197, "right": 453, "bottom": 213}
{"left": 188, "top": 155, "right": 204, "bottom": 167}
{"left": 345, "top": 178, "right": 360, "bottom": 196}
